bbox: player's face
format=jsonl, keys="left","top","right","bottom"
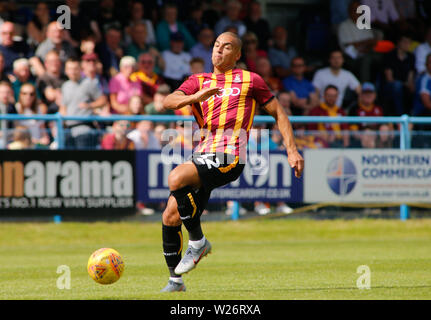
{"left": 212, "top": 34, "right": 240, "bottom": 71}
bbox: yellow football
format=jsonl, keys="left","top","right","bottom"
{"left": 87, "top": 248, "right": 125, "bottom": 285}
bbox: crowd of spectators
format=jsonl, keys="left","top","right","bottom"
{"left": 0, "top": 0, "right": 430, "bottom": 154}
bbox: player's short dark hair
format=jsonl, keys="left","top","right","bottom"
{"left": 220, "top": 31, "right": 242, "bottom": 52}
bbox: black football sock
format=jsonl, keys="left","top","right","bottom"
{"left": 162, "top": 224, "right": 183, "bottom": 277}
{"left": 171, "top": 186, "right": 204, "bottom": 240}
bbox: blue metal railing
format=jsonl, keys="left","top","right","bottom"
{"left": 1, "top": 113, "right": 429, "bottom": 220}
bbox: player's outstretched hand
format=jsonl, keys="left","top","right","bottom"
{"left": 288, "top": 150, "right": 304, "bottom": 178}
{"left": 193, "top": 87, "right": 222, "bottom": 103}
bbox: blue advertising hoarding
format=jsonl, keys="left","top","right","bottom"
{"left": 136, "top": 150, "right": 303, "bottom": 202}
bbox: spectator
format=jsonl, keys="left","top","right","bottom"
{"left": 255, "top": 56, "right": 282, "bottom": 95}
{"left": 268, "top": 26, "right": 298, "bottom": 79}
{"left": 243, "top": 1, "right": 271, "bottom": 51}
{"left": 184, "top": 4, "right": 209, "bottom": 40}
{"left": 375, "top": 123, "right": 395, "bottom": 148}
{"left": 394, "top": 0, "right": 424, "bottom": 40}
{"left": 358, "top": 125, "right": 377, "bottom": 149}
{"left": 96, "top": 25, "right": 124, "bottom": 78}
{"left": 161, "top": 32, "right": 192, "bottom": 90}
{"left": 413, "top": 53, "right": 431, "bottom": 117}
{"left": 78, "top": 36, "right": 98, "bottom": 67}
{"left": 127, "top": 95, "right": 145, "bottom": 117}
{"left": 312, "top": 50, "right": 361, "bottom": 108}
{"left": 0, "top": 52, "right": 10, "bottom": 82}
{"left": 0, "top": 21, "right": 33, "bottom": 75}
{"left": 130, "top": 53, "right": 164, "bottom": 106}
{"left": 190, "top": 57, "right": 205, "bottom": 74}
{"left": 347, "top": 82, "right": 384, "bottom": 146}
{"left": 66, "top": 0, "right": 102, "bottom": 45}
{"left": 36, "top": 50, "right": 66, "bottom": 114}
{"left": 101, "top": 120, "right": 135, "bottom": 150}
{"left": 10, "top": 58, "right": 39, "bottom": 103}
{"left": 0, "top": 81, "right": 16, "bottom": 145}
{"left": 94, "top": 0, "right": 123, "bottom": 35}
{"left": 14, "top": 83, "right": 49, "bottom": 146}
{"left": 7, "top": 126, "right": 33, "bottom": 150}
{"left": 125, "top": 1, "right": 156, "bottom": 46}
{"left": 154, "top": 123, "right": 169, "bottom": 147}
{"left": 202, "top": 0, "right": 224, "bottom": 30}
{"left": 60, "top": 58, "right": 106, "bottom": 149}
{"left": 308, "top": 85, "right": 350, "bottom": 148}
{"left": 383, "top": 33, "right": 415, "bottom": 116}
{"left": 26, "top": 2, "right": 52, "bottom": 49}
{"left": 108, "top": 56, "right": 142, "bottom": 114}
{"left": 127, "top": 120, "right": 161, "bottom": 150}
{"left": 330, "top": 0, "right": 351, "bottom": 30}
{"left": 241, "top": 32, "right": 267, "bottom": 73}
{"left": 337, "top": 1, "right": 379, "bottom": 82}
{"left": 414, "top": 26, "right": 431, "bottom": 75}
{"left": 294, "top": 122, "right": 328, "bottom": 150}
{"left": 125, "top": 22, "right": 164, "bottom": 74}
{"left": 348, "top": 83, "right": 384, "bottom": 122}
{"left": 190, "top": 27, "right": 215, "bottom": 73}
{"left": 0, "top": 80, "right": 15, "bottom": 112}
{"left": 35, "top": 21, "right": 77, "bottom": 64}
{"left": 361, "top": 0, "right": 400, "bottom": 39}
{"left": 155, "top": 3, "right": 196, "bottom": 52}
{"left": 277, "top": 91, "right": 293, "bottom": 116}
{"left": 81, "top": 53, "right": 109, "bottom": 117}
{"left": 144, "top": 83, "right": 174, "bottom": 116}
{"left": 214, "top": 0, "right": 247, "bottom": 37}
{"left": 282, "top": 56, "right": 319, "bottom": 115}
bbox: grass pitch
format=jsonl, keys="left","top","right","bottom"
{"left": 1, "top": 218, "right": 431, "bottom": 300}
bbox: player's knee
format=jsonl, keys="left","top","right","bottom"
{"left": 168, "top": 170, "right": 184, "bottom": 191}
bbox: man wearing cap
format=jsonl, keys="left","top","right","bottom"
{"left": 348, "top": 82, "right": 384, "bottom": 147}
{"left": 162, "top": 32, "right": 192, "bottom": 90}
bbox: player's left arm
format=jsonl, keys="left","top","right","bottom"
{"left": 263, "top": 98, "right": 304, "bottom": 178}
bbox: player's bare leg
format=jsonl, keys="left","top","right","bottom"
{"left": 161, "top": 161, "right": 212, "bottom": 291}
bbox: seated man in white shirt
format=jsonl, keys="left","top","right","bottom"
{"left": 161, "top": 32, "right": 191, "bottom": 90}
{"left": 312, "top": 50, "right": 361, "bottom": 108}
{"left": 337, "top": 1, "right": 379, "bottom": 82}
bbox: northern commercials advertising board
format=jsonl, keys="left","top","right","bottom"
{"left": 304, "top": 149, "right": 431, "bottom": 203}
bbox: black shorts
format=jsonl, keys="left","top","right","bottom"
{"left": 191, "top": 152, "right": 245, "bottom": 207}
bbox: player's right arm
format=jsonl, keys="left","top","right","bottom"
{"left": 163, "top": 87, "right": 222, "bottom": 110}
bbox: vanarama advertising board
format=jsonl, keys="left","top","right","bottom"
{"left": 304, "top": 149, "right": 431, "bottom": 203}
{"left": 0, "top": 150, "right": 135, "bottom": 215}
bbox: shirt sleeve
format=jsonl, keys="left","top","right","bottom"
{"left": 251, "top": 72, "right": 274, "bottom": 107}
{"left": 419, "top": 76, "right": 431, "bottom": 95}
{"left": 176, "top": 75, "right": 199, "bottom": 95}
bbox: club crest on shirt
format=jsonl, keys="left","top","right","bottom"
{"left": 233, "top": 74, "right": 241, "bottom": 83}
